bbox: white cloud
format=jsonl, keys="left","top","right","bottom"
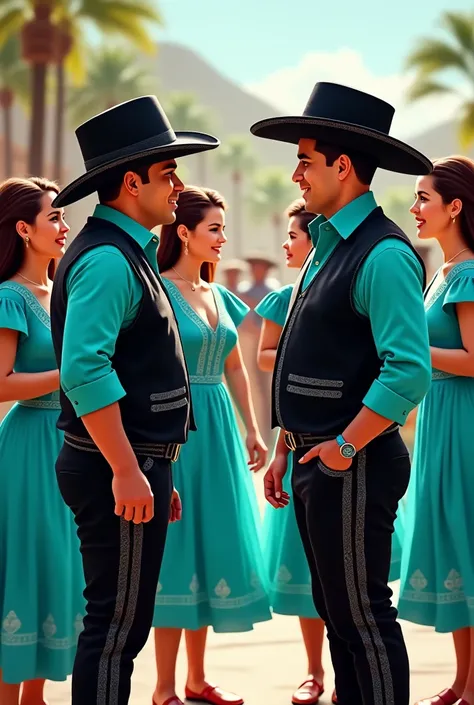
{"left": 245, "top": 48, "right": 461, "bottom": 139}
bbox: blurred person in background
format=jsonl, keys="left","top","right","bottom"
{"left": 219, "top": 259, "right": 247, "bottom": 296}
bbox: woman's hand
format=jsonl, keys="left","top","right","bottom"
{"left": 246, "top": 430, "right": 268, "bottom": 472}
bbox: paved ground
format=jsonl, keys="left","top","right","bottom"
{"left": 47, "top": 470, "right": 453, "bottom": 704}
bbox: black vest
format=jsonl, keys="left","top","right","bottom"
{"left": 51, "top": 217, "right": 194, "bottom": 444}
{"left": 273, "top": 207, "right": 425, "bottom": 435}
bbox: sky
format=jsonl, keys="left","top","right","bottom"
{"left": 156, "top": 0, "right": 473, "bottom": 138}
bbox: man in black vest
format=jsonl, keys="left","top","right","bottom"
{"left": 50, "top": 96, "right": 219, "bottom": 705}
{"left": 251, "top": 83, "right": 432, "bottom": 705}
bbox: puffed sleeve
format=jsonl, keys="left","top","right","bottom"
{"left": 255, "top": 285, "right": 293, "bottom": 327}
{"left": 0, "top": 291, "right": 28, "bottom": 336}
{"left": 214, "top": 284, "right": 250, "bottom": 327}
{"left": 442, "top": 271, "right": 474, "bottom": 314}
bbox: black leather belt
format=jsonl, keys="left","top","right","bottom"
{"left": 284, "top": 423, "right": 398, "bottom": 451}
{"left": 64, "top": 433, "right": 181, "bottom": 462}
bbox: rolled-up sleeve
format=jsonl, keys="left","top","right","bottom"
{"left": 354, "top": 241, "right": 431, "bottom": 425}
{"left": 61, "top": 247, "right": 136, "bottom": 417}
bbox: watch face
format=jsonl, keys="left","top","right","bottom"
{"left": 341, "top": 443, "right": 356, "bottom": 459}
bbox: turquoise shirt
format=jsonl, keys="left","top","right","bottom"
{"left": 301, "top": 191, "right": 431, "bottom": 425}
{"left": 60, "top": 205, "right": 160, "bottom": 417}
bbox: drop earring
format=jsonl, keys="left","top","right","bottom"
{"left": 452, "top": 216, "right": 457, "bottom": 224}
{"left": 25, "top": 236, "right": 30, "bottom": 248}
{"left": 184, "top": 241, "right": 189, "bottom": 256}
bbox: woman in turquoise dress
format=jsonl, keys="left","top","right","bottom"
{"left": 398, "top": 156, "right": 474, "bottom": 705}
{"left": 257, "top": 199, "right": 406, "bottom": 705}
{"left": 0, "top": 178, "right": 84, "bottom": 705}
{"left": 151, "top": 186, "right": 270, "bottom": 705}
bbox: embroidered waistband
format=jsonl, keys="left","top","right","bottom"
{"left": 64, "top": 433, "right": 181, "bottom": 462}
{"left": 189, "top": 375, "right": 223, "bottom": 385}
{"left": 284, "top": 423, "right": 398, "bottom": 451}
{"left": 432, "top": 370, "right": 457, "bottom": 380}
{"left": 18, "top": 399, "right": 61, "bottom": 410}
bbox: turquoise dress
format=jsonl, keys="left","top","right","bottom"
{"left": 153, "top": 281, "right": 271, "bottom": 633}
{"left": 256, "top": 285, "right": 405, "bottom": 617}
{"left": 398, "top": 261, "right": 474, "bottom": 632}
{"left": 0, "top": 282, "right": 85, "bottom": 683}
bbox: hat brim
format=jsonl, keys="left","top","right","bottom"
{"left": 250, "top": 116, "right": 432, "bottom": 176}
{"left": 53, "top": 131, "right": 220, "bottom": 207}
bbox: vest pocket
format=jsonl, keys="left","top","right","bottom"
{"left": 287, "top": 374, "right": 343, "bottom": 399}
{"left": 150, "top": 387, "right": 187, "bottom": 413}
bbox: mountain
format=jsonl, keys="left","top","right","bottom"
{"left": 1, "top": 41, "right": 470, "bottom": 270}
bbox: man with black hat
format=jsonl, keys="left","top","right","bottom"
{"left": 50, "top": 96, "right": 219, "bottom": 705}
{"left": 253, "top": 83, "right": 432, "bottom": 705}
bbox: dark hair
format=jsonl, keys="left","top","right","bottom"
{"left": 286, "top": 198, "right": 315, "bottom": 237}
{"left": 97, "top": 159, "right": 157, "bottom": 203}
{"left": 431, "top": 156, "right": 474, "bottom": 251}
{"left": 315, "top": 141, "right": 378, "bottom": 185}
{"left": 0, "top": 176, "right": 59, "bottom": 283}
{"left": 158, "top": 186, "right": 227, "bottom": 283}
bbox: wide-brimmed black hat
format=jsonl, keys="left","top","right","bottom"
{"left": 53, "top": 95, "right": 220, "bottom": 207}
{"left": 250, "top": 82, "right": 432, "bottom": 176}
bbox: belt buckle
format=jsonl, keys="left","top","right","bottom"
{"left": 284, "top": 431, "right": 297, "bottom": 452}
{"left": 168, "top": 443, "right": 181, "bottom": 463}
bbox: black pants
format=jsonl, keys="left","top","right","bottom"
{"left": 292, "top": 431, "right": 410, "bottom": 705}
{"left": 56, "top": 442, "right": 172, "bottom": 705}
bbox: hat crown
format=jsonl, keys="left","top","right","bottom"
{"left": 76, "top": 95, "right": 176, "bottom": 166}
{"left": 303, "top": 82, "right": 395, "bottom": 135}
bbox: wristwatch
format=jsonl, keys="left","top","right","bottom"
{"left": 336, "top": 434, "right": 357, "bottom": 459}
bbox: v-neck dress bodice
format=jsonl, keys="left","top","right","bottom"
{"left": 0, "top": 282, "right": 84, "bottom": 682}
{"left": 153, "top": 280, "right": 271, "bottom": 632}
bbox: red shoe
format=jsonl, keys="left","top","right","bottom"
{"left": 416, "top": 690, "right": 459, "bottom": 705}
{"left": 292, "top": 678, "right": 324, "bottom": 704}
{"left": 185, "top": 684, "right": 244, "bottom": 705}
{"left": 332, "top": 690, "right": 338, "bottom": 704}
{"left": 152, "top": 698, "right": 184, "bottom": 705}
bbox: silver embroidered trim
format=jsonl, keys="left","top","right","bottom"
{"left": 212, "top": 289, "right": 228, "bottom": 376}
{"left": 274, "top": 296, "right": 306, "bottom": 427}
{"left": 288, "top": 373, "right": 343, "bottom": 388}
{"left": 339, "top": 451, "right": 395, "bottom": 705}
{"left": 189, "top": 375, "right": 222, "bottom": 385}
{"left": 425, "top": 261, "right": 474, "bottom": 311}
{"left": 432, "top": 370, "right": 457, "bottom": 380}
{"left": 18, "top": 399, "right": 61, "bottom": 410}
{"left": 287, "top": 384, "right": 342, "bottom": 399}
{"left": 166, "top": 280, "right": 210, "bottom": 376}
{"left": 151, "top": 397, "right": 188, "bottom": 413}
{"left": 142, "top": 457, "right": 154, "bottom": 471}
{"left": 64, "top": 438, "right": 100, "bottom": 453}
{"left": 108, "top": 523, "right": 143, "bottom": 705}
{"left": 0, "top": 282, "right": 51, "bottom": 330}
{"left": 150, "top": 386, "right": 186, "bottom": 401}
{"left": 97, "top": 518, "right": 130, "bottom": 705}
{"left": 317, "top": 458, "right": 351, "bottom": 477}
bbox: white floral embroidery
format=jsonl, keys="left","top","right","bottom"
{"left": 214, "top": 579, "right": 231, "bottom": 599}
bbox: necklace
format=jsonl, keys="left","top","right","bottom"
{"left": 17, "top": 272, "right": 48, "bottom": 289}
{"left": 444, "top": 247, "right": 471, "bottom": 266}
{"left": 171, "top": 266, "right": 200, "bottom": 292}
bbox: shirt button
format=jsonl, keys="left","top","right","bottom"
{"left": 74, "top": 401, "right": 78, "bottom": 405}
{"left": 324, "top": 225, "right": 331, "bottom": 231}
{"left": 314, "top": 261, "right": 320, "bottom": 266}
{"left": 152, "top": 236, "right": 158, "bottom": 243}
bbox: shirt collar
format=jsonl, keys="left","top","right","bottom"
{"left": 93, "top": 204, "right": 158, "bottom": 250}
{"left": 308, "top": 191, "right": 378, "bottom": 246}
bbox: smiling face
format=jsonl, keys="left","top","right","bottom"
{"left": 282, "top": 215, "right": 312, "bottom": 268}
{"left": 133, "top": 159, "right": 185, "bottom": 227}
{"left": 410, "top": 174, "right": 461, "bottom": 241}
{"left": 292, "top": 138, "right": 345, "bottom": 217}
{"left": 17, "top": 190, "right": 70, "bottom": 258}
{"left": 184, "top": 206, "right": 227, "bottom": 263}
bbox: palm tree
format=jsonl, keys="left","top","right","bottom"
{"left": 163, "top": 92, "right": 215, "bottom": 184}
{"left": 249, "top": 166, "right": 299, "bottom": 268}
{"left": 217, "top": 135, "right": 257, "bottom": 256}
{"left": 69, "top": 46, "right": 155, "bottom": 126}
{"left": 0, "top": 35, "right": 29, "bottom": 177}
{"left": 50, "top": 0, "right": 162, "bottom": 182}
{"left": 0, "top": 0, "right": 56, "bottom": 175}
{"left": 405, "top": 11, "right": 474, "bottom": 148}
